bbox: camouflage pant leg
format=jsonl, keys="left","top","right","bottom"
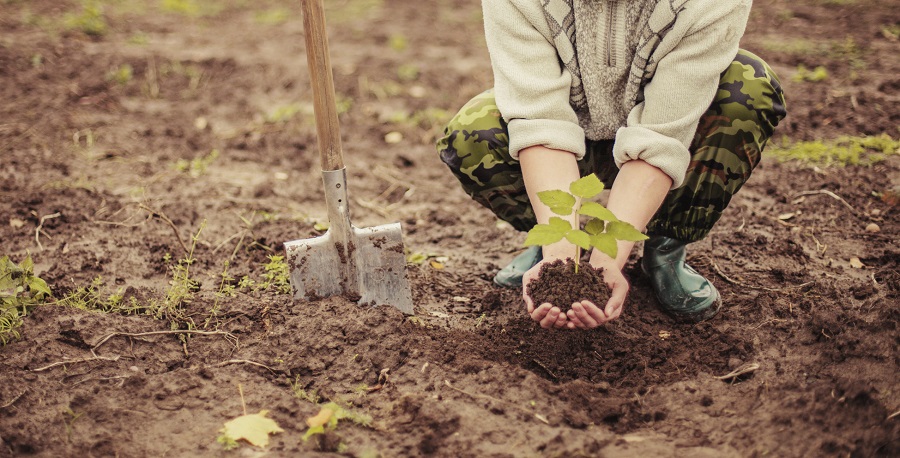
{"left": 646, "top": 49, "right": 787, "bottom": 242}
{"left": 436, "top": 89, "right": 533, "bottom": 231}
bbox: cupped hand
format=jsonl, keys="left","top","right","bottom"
{"left": 566, "top": 260, "right": 629, "bottom": 329}
{"left": 522, "top": 259, "right": 569, "bottom": 329}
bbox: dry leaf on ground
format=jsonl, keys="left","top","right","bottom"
{"left": 219, "top": 410, "right": 284, "bottom": 448}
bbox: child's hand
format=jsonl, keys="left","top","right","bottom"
{"left": 566, "top": 258, "right": 629, "bottom": 329}
{"left": 522, "top": 259, "right": 569, "bottom": 329}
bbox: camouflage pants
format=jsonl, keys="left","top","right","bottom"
{"left": 437, "top": 50, "right": 787, "bottom": 242}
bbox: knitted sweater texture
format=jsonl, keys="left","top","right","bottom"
{"left": 481, "top": 0, "right": 752, "bottom": 188}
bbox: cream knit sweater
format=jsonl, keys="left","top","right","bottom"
{"left": 482, "top": 0, "right": 752, "bottom": 188}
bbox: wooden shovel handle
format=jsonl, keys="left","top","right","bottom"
{"left": 301, "top": 0, "right": 343, "bottom": 171}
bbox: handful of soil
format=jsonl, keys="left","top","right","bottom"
{"left": 526, "top": 259, "right": 611, "bottom": 312}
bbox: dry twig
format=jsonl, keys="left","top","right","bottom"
{"left": 793, "top": 190, "right": 856, "bottom": 214}
{"left": 31, "top": 355, "right": 120, "bottom": 372}
{"left": 706, "top": 256, "right": 814, "bottom": 292}
{"left": 35, "top": 212, "right": 61, "bottom": 251}
{"left": 92, "top": 330, "right": 239, "bottom": 352}
{"left": 138, "top": 204, "right": 190, "bottom": 255}
{"left": 213, "top": 359, "right": 277, "bottom": 373}
{"left": 1, "top": 390, "right": 27, "bottom": 409}
{"left": 715, "top": 363, "right": 760, "bottom": 380}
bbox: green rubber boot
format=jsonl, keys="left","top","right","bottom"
{"left": 641, "top": 236, "right": 721, "bottom": 322}
{"left": 493, "top": 246, "right": 543, "bottom": 288}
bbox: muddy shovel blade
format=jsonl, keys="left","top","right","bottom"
{"left": 284, "top": 169, "right": 414, "bottom": 315}
{"left": 284, "top": 225, "right": 414, "bottom": 315}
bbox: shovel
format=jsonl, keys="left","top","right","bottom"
{"left": 284, "top": 0, "right": 414, "bottom": 314}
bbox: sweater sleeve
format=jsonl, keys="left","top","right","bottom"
{"left": 613, "top": 0, "right": 752, "bottom": 189}
{"left": 482, "top": 0, "right": 586, "bottom": 160}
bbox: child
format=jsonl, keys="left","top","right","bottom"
{"left": 437, "top": 0, "right": 786, "bottom": 329}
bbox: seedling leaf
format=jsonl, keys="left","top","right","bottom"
{"left": 524, "top": 223, "right": 567, "bottom": 247}
{"left": 548, "top": 217, "right": 572, "bottom": 232}
{"left": 537, "top": 190, "right": 576, "bottom": 216}
{"left": 584, "top": 218, "right": 607, "bottom": 236}
{"left": 565, "top": 229, "right": 591, "bottom": 250}
{"left": 570, "top": 174, "right": 604, "bottom": 199}
{"left": 219, "top": 410, "right": 284, "bottom": 448}
{"left": 578, "top": 202, "right": 618, "bottom": 221}
{"left": 607, "top": 221, "right": 648, "bottom": 242}
{"left": 590, "top": 233, "right": 618, "bottom": 259}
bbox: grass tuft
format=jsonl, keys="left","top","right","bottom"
{"left": 771, "top": 134, "right": 899, "bottom": 167}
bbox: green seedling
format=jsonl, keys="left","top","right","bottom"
{"left": 524, "top": 174, "right": 647, "bottom": 273}
{"left": 0, "top": 255, "right": 51, "bottom": 345}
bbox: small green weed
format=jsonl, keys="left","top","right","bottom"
{"left": 127, "top": 32, "right": 149, "bottom": 45}
{"left": 254, "top": 8, "right": 290, "bottom": 25}
{"left": 64, "top": 1, "right": 108, "bottom": 37}
{"left": 292, "top": 379, "right": 322, "bottom": 404}
{"left": 152, "top": 223, "right": 204, "bottom": 325}
{"left": 793, "top": 64, "right": 828, "bottom": 83}
{"left": 258, "top": 255, "right": 291, "bottom": 294}
{"left": 0, "top": 255, "right": 52, "bottom": 345}
{"left": 883, "top": 24, "right": 900, "bottom": 40}
{"left": 61, "top": 276, "right": 143, "bottom": 314}
{"left": 396, "top": 63, "right": 419, "bottom": 82}
{"left": 771, "top": 134, "right": 899, "bottom": 167}
{"left": 174, "top": 149, "right": 219, "bottom": 177}
{"left": 265, "top": 104, "right": 303, "bottom": 123}
{"left": 303, "top": 402, "right": 373, "bottom": 441}
{"left": 107, "top": 64, "right": 133, "bottom": 85}
{"left": 388, "top": 34, "right": 408, "bottom": 52}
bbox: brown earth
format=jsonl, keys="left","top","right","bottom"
{"left": 0, "top": 0, "right": 898, "bottom": 456}
{"left": 527, "top": 259, "right": 610, "bottom": 313}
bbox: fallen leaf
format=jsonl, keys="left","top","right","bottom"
{"left": 849, "top": 257, "right": 865, "bottom": 269}
{"left": 306, "top": 407, "right": 334, "bottom": 428}
{"left": 220, "top": 410, "right": 284, "bottom": 448}
{"left": 9, "top": 218, "right": 25, "bottom": 228}
{"left": 429, "top": 260, "right": 444, "bottom": 270}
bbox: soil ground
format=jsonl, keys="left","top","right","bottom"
{"left": 0, "top": 0, "right": 898, "bottom": 456}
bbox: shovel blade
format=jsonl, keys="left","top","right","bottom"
{"left": 353, "top": 223, "right": 414, "bottom": 314}
{"left": 284, "top": 224, "right": 414, "bottom": 315}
